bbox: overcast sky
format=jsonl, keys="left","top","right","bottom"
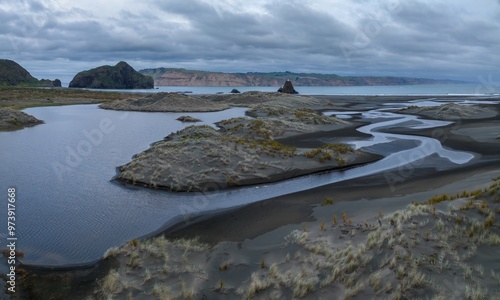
{"left": 1, "top": 0, "right": 500, "bottom": 84}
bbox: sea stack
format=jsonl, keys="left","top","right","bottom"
{"left": 278, "top": 79, "right": 298, "bottom": 94}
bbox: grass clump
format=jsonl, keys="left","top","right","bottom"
{"left": 99, "top": 269, "right": 123, "bottom": 296}
{"left": 304, "top": 143, "right": 353, "bottom": 163}
{"left": 321, "top": 197, "right": 335, "bottom": 206}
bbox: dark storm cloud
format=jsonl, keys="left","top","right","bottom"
{"left": 1, "top": 0, "right": 499, "bottom": 82}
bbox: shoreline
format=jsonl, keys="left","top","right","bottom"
{"left": 6, "top": 94, "right": 500, "bottom": 298}
{"left": 113, "top": 92, "right": 375, "bottom": 192}
{"left": 16, "top": 158, "right": 499, "bottom": 272}
{"left": 13, "top": 158, "right": 500, "bottom": 299}
{"left": 165, "top": 157, "right": 500, "bottom": 244}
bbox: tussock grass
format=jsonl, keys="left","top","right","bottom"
{"left": 103, "top": 246, "right": 121, "bottom": 258}
{"left": 99, "top": 269, "right": 123, "bottom": 296}
{"left": 91, "top": 177, "right": 500, "bottom": 299}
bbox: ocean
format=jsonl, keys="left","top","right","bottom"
{"left": 82, "top": 83, "right": 500, "bottom": 96}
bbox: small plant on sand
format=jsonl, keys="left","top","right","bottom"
{"left": 141, "top": 269, "right": 152, "bottom": 284}
{"left": 128, "top": 239, "right": 139, "bottom": 247}
{"left": 127, "top": 251, "right": 142, "bottom": 268}
{"left": 260, "top": 258, "right": 267, "bottom": 269}
{"left": 427, "top": 193, "right": 450, "bottom": 205}
{"left": 332, "top": 215, "right": 338, "bottom": 226}
{"left": 216, "top": 280, "right": 225, "bottom": 292}
{"left": 152, "top": 283, "right": 172, "bottom": 299}
{"left": 219, "top": 263, "right": 230, "bottom": 271}
{"left": 99, "top": 269, "right": 123, "bottom": 296}
{"left": 369, "top": 272, "right": 382, "bottom": 292}
{"left": 321, "top": 197, "right": 335, "bottom": 206}
{"left": 103, "top": 246, "right": 121, "bottom": 258}
{"left": 320, "top": 221, "right": 327, "bottom": 231}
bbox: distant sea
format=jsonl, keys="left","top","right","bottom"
{"left": 79, "top": 83, "right": 500, "bottom": 96}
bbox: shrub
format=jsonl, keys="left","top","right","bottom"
{"left": 321, "top": 197, "right": 335, "bottom": 206}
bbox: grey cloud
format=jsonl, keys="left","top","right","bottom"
{"left": 1, "top": 0, "right": 500, "bottom": 83}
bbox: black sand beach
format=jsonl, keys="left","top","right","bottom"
{"left": 7, "top": 94, "right": 500, "bottom": 299}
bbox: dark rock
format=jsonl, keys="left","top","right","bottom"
{"left": 52, "top": 79, "right": 62, "bottom": 87}
{"left": 39, "top": 78, "right": 62, "bottom": 87}
{"left": 230, "top": 89, "right": 241, "bottom": 94}
{"left": 69, "top": 61, "right": 154, "bottom": 89}
{"left": 176, "top": 115, "right": 201, "bottom": 123}
{"left": 277, "top": 80, "right": 298, "bottom": 94}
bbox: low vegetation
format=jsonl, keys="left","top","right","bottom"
{"left": 117, "top": 95, "right": 359, "bottom": 191}
{"left": 17, "top": 177, "right": 500, "bottom": 299}
{"left": 0, "top": 86, "right": 132, "bottom": 109}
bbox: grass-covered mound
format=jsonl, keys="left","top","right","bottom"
{"left": 399, "top": 103, "right": 497, "bottom": 120}
{"left": 100, "top": 92, "right": 229, "bottom": 112}
{"left": 115, "top": 95, "right": 366, "bottom": 192}
{"left": 86, "top": 178, "right": 500, "bottom": 299}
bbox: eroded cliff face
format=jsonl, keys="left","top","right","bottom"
{"left": 152, "top": 71, "right": 287, "bottom": 86}
{"left": 141, "top": 68, "right": 460, "bottom": 87}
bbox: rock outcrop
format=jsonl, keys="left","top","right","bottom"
{"left": 0, "top": 59, "right": 61, "bottom": 87}
{"left": 278, "top": 80, "right": 298, "bottom": 94}
{"left": 69, "top": 61, "right": 154, "bottom": 89}
{"left": 0, "top": 107, "right": 44, "bottom": 130}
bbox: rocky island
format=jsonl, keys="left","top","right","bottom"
{"left": 69, "top": 61, "right": 154, "bottom": 89}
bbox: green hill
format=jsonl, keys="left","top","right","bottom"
{"left": 69, "top": 61, "right": 154, "bottom": 89}
{"left": 0, "top": 59, "right": 61, "bottom": 87}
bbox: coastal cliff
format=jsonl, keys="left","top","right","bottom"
{"left": 140, "top": 68, "right": 461, "bottom": 87}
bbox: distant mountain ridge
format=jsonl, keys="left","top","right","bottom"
{"left": 0, "top": 59, "right": 61, "bottom": 87}
{"left": 140, "top": 68, "right": 461, "bottom": 87}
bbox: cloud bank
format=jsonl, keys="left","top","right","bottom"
{"left": 1, "top": 0, "right": 499, "bottom": 83}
